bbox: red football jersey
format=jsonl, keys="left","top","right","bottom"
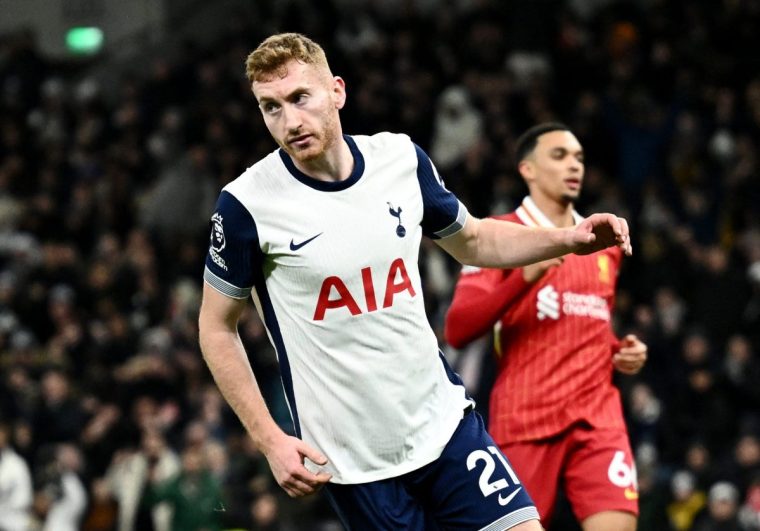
{"left": 445, "top": 197, "right": 626, "bottom": 443}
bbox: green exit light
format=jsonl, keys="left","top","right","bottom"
{"left": 65, "top": 27, "right": 104, "bottom": 55}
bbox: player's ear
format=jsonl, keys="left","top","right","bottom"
{"left": 332, "top": 76, "right": 346, "bottom": 110}
{"left": 518, "top": 159, "right": 534, "bottom": 184}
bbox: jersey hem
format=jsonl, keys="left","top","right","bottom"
{"left": 325, "top": 444, "right": 446, "bottom": 485}
{"left": 323, "top": 403, "right": 467, "bottom": 484}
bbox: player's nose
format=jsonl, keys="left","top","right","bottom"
{"left": 283, "top": 105, "right": 302, "bottom": 132}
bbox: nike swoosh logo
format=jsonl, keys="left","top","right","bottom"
{"left": 290, "top": 233, "right": 322, "bottom": 251}
{"left": 624, "top": 488, "right": 639, "bottom": 500}
{"left": 498, "top": 487, "right": 522, "bottom": 506}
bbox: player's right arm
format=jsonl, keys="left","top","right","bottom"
{"left": 198, "top": 284, "right": 332, "bottom": 496}
{"left": 444, "top": 256, "right": 566, "bottom": 348}
{"left": 445, "top": 268, "right": 527, "bottom": 348}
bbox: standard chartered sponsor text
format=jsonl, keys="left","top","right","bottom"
{"left": 562, "top": 292, "right": 609, "bottom": 321}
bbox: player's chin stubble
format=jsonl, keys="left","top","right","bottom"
{"left": 561, "top": 192, "right": 579, "bottom": 204}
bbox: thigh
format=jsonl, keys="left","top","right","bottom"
{"left": 324, "top": 478, "right": 434, "bottom": 531}
{"left": 563, "top": 427, "right": 639, "bottom": 523}
{"left": 500, "top": 437, "right": 567, "bottom": 524}
{"left": 408, "top": 411, "right": 540, "bottom": 530}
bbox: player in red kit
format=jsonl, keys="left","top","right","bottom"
{"left": 445, "top": 123, "right": 648, "bottom": 531}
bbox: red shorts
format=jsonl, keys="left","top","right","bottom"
{"left": 500, "top": 424, "right": 639, "bottom": 524}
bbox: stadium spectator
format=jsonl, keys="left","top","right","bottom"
{"left": 81, "top": 478, "right": 118, "bottom": 531}
{"left": 32, "top": 444, "right": 88, "bottom": 531}
{"left": 667, "top": 470, "right": 707, "bottom": 531}
{"left": 105, "top": 429, "right": 180, "bottom": 531}
{"left": 0, "top": 419, "right": 33, "bottom": 531}
{"left": 32, "top": 370, "right": 88, "bottom": 449}
{"left": 738, "top": 477, "right": 760, "bottom": 531}
{"left": 692, "top": 481, "right": 742, "bottom": 531}
{"left": 143, "top": 445, "right": 224, "bottom": 531}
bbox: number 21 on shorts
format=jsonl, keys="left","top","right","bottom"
{"left": 467, "top": 446, "right": 522, "bottom": 506}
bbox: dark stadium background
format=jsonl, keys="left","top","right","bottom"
{"left": 1, "top": 1, "right": 759, "bottom": 529}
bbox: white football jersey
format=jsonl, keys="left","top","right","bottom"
{"left": 204, "top": 133, "right": 473, "bottom": 483}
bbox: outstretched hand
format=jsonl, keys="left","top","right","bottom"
{"left": 264, "top": 434, "right": 332, "bottom": 497}
{"left": 569, "top": 213, "right": 632, "bottom": 256}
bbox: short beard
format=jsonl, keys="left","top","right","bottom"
{"left": 289, "top": 143, "right": 320, "bottom": 162}
{"left": 287, "top": 110, "right": 340, "bottom": 163}
{"left": 560, "top": 191, "right": 579, "bottom": 205}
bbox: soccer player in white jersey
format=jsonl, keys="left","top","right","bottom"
{"left": 198, "top": 33, "right": 632, "bottom": 531}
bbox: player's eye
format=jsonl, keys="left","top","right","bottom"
{"left": 263, "top": 102, "right": 280, "bottom": 114}
{"left": 294, "top": 93, "right": 308, "bottom": 105}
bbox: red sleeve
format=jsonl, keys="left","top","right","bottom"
{"left": 608, "top": 248, "right": 624, "bottom": 353}
{"left": 444, "top": 266, "right": 531, "bottom": 349}
{"left": 609, "top": 331, "right": 621, "bottom": 354}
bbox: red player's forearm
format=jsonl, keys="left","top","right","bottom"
{"left": 445, "top": 269, "right": 531, "bottom": 348}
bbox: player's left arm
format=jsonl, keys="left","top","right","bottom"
{"left": 436, "top": 212, "right": 632, "bottom": 269}
{"left": 612, "top": 334, "right": 648, "bottom": 375}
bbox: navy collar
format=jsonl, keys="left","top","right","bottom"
{"left": 278, "top": 134, "right": 365, "bottom": 192}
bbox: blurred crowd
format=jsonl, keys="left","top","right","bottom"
{"left": 1, "top": 0, "right": 759, "bottom": 529}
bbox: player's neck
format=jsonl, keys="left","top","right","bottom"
{"left": 529, "top": 194, "right": 575, "bottom": 228}
{"left": 292, "top": 136, "right": 353, "bottom": 182}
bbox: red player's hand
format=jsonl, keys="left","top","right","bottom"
{"left": 613, "top": 334, "right": 647, "bottom": 375}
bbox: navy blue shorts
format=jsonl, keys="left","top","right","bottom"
{"left": 324, "top": 410, "right": 539, "bottom": 530}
